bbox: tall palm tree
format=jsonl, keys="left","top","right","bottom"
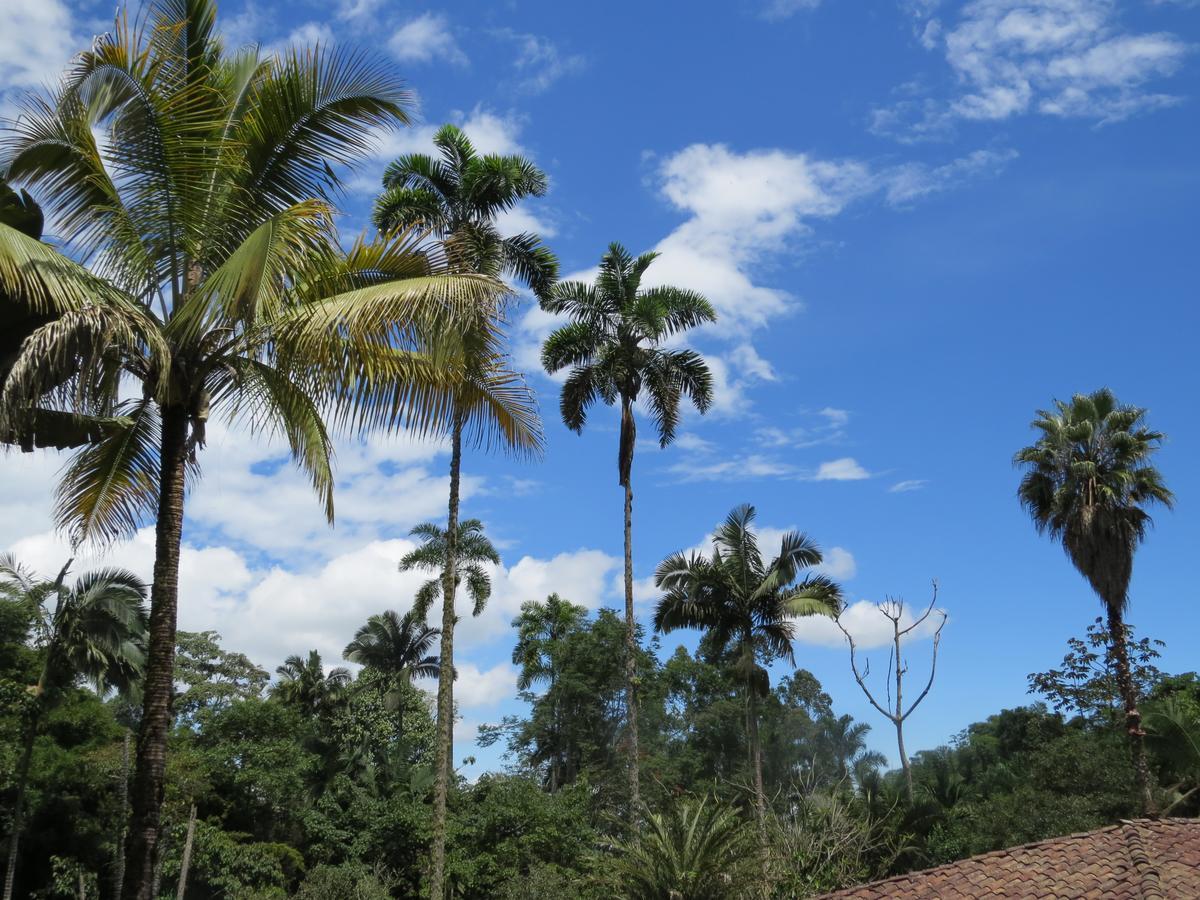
{"left": 273, "top": 650, "right": 351, "bottom": 718}
{"left": 0, "top": 5, "right": 524, "bottom": 894}
{"left": 373, "top": 122, "right": 559, "bottom": 302}
{"left": 653, "top": 504, "right": 842, "bottom": 818}
{"left": 512, "top": 593, "right": 588, "bottom": 791}
{"left": 398, "top": 517, "right": 498, "bottom": 873}
{"left": 343, "top": 609, "right": 440, "bottom": 737}
{"left": 373, "top": 125, "right": 548, "bottom": 898}
{"left": 0, "top": 555, "right": 148, "bottom": 900}
{"left": 1015, "top": 388, "right": 1172, "bottom": 814}
{"left": 542, "top": 242, "right": 715, "bottom": 812}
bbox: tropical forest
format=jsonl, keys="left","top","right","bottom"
{"left": 0, "top": 0, "right": 1197, "bottom": 898}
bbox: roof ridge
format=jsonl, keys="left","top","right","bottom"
{"left": 1120, "top": 819, "right": 1165, "bottom": 900}
{"left": 816, "top": 818, "right": 1198, "bottom": 898}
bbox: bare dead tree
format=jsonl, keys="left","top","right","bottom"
{"left": 835, "top": 581, "right": 947, "bottom": 802}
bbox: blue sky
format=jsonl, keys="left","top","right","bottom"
{"left": 2, "top": 0, "right": 1199, "bottom": 776}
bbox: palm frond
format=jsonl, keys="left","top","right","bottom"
{"left": 54, "top": 399, "right": 161, "bottom": 547}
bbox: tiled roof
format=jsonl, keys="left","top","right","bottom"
{"left": 820, "top": 818, "right": 1200, "bottom": 899}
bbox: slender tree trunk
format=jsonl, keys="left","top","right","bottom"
{"left": 620, "top": 395, "right": 641, "bottom": 815}
{"left": 175, "top": 803, "right": 196, "bottom": 900}
{"left": 2, "top": 726, "right": 37, "bottom": 900}
{"left": 895, "top": 721, "right": 913, "bottom": 803}
{"left": 747, "top": 687, "right": 765, "bottom": 819}
{"left": 1108, "top": 610, "right": 1157, "bottom": 815}
{"left": 4, "top": 560, "right": 70, "bottom": 900}
{"left": 429, "top": 411, "right": 463, "bottom": 900}
{"left": 113, "top": 729, "right": 130, "bottom": 900}
{"left": 894, "top": 625, "right": 914, "bottom": 803}
{"left": 124, "top": 404, "right": 189, "bottom": 900}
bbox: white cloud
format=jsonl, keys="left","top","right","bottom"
{"left": 447, "top": 662, "right": 519, "bottom": 709}
{"left": 338, "top": 0, "right": 383, "bottom": 20}
{"left": 889, "top": 479, "right": 928, "bottom": 493}
{"left": 877, "top": 0, "right": 1192, "bottom": 137}
{"left": 651, "top": 143, "right": 874, "bottom": 334}
{"left": 762, "top": 0, "right": 823, "bottom": 19}
{"left": 389, "top": 13, "right": 468, "bottom": 67}
{"left": 277, "top": 22, "right": 336, "bottom": 51}
{"left": 0, "top": 0, "right": 78, "bottom": 88}
{"left": 885, "top": 148, "right": 1018, "bottom": 205}
{"left": 500, "top": 31, "right": 586, "bottom": 94}
{"left": 0, "top": 0, "right": 80, "bottom": 118}
{"left": 793, "top": 598, "right": 944, "bottom": 648}
{"left": 815, "top": 546, "right": 858, "bottom": 580}
{"left": 813, "top": 457, "right": 871, "bottom": 481}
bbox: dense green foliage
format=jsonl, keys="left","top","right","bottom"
{"left": 4, "top": 589, "right": 1196, "bottom": 898}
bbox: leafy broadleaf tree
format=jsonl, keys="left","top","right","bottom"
{"left": 373, "top": 124, "right": 548, "bottom": 898}
{"left": 343, "top": 610, "right": 440, "bottom": 736}
{"left": 511, "top": 593, "right": 588, "bottom": 791}
{"left": 542, "top": 242, "right": 715, "bottom": 812}
{"left": 653, "top": 504, "right": 842, "bottom": 818}
{"left": 0, "top": 555, "right": 148, "bottom": 900}
{"left": 0, "top": 4, "right": 523, "bottom": 894}
{"left": 1015, "top": 388, "right": 1173, "bottom": 814}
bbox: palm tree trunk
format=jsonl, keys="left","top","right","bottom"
{"left": 2, "top": 726, "right": 36, "bottom": 900}
{"left": 124, "top": 404, "right": 189, "bottom": 900}
{"left": 618, "top": 396, "right": 641, "bottom": 816}
{"left": 4, "top": 559, "right": 71, "bottom": 900}
{"left": 1108, "top": 610, "right": 1156, "bottom": 815}
{"left": 113, "top": 729, "right": 130, "bottom": 899}
{"left": 175, "top": 803, "right": 196, "bottom": 900}
{"left": 747, "top": 687, "right": 765, "bottom": 819}
{"left": 429, "top": 409, "right": 463, "bottom": 900}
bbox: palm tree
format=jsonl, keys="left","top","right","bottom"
{"left": 273, "top": 650, "right": 352, "bottom": 718}
{"left": 0, "top": 6, "right": 522, "bottom": 894}
{"left": 653, "top": 504, "right": 842, "bottom": 818}
{"left": 373, "top": 123, "right": 559, "bottom": 301}
{"left": 373, "top": 125, "right": 548, "bottom": 897}
{"left": 398, "top": 518, "right": 498, "bottom": 854}
{"left": 816, "top": 714, "right": 886, "bottom": 788}
{"left": 1015, "top": 388, "right": 1172, "bottom": 814}
{"left": 512, "top": 593, "right": 588, "bottom": 791}
{"left": 0, "top": 555, "right": 148, "bottom": 900}
{"left": 542, "top": 242, "right": 715, "bottom": 811}
{"left": 343, "top": 609, "right": 440, "bottom": 736}
{"left": 608, "top": 795, "right": 760, "bottom": 900}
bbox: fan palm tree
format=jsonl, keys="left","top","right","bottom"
{"left": 343, "top": 609, "right": 440, "bottom": 731}
{"left": 373, "top": 125, "right": 547, "bottom": 897}
{"left": 373, "top": 123, "right": 559, "bottom": 302}
{"left": 512, "top": 593, "right": 588, "bottom": 791}
{"left": 608, "top": 795, "right": 761, "bottom": 900}
{"left": 0, "top": 5, "right": 523, "bottom": 894}
{"left": 654, "top": 504, "right": 842, "bottom": 818}
{"left": 1015, "top": 388, "right": 1172, "bottom": 814}
{"left": 0, "top": 555, "right": 148, "bottom": 900}
{"left": 273, "top": 650, "right": 351, "bottom": 718}
{"left": 542, "top": 242, "right": 715, "bottom": 812}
